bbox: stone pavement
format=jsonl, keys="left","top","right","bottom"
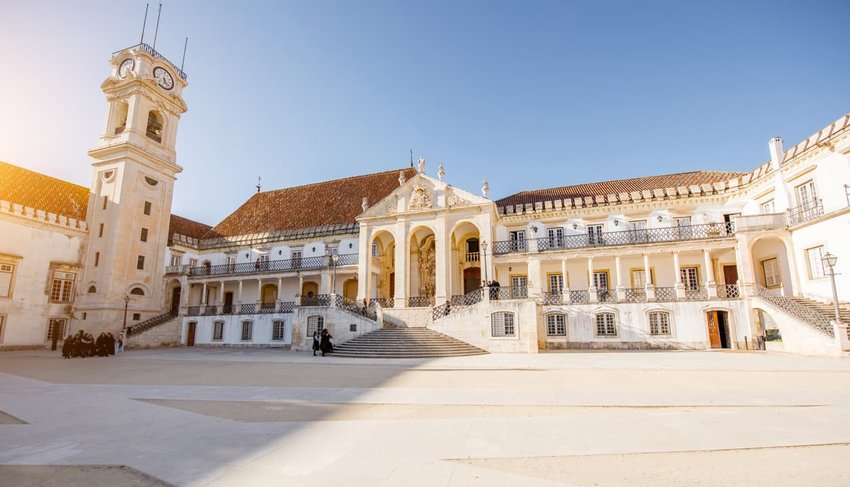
{"left": 1, "top": 348, "right": 850, "bottom": 486}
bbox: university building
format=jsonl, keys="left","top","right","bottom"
{"left": 2, "top": 43, "right": 850, "bottom": 356}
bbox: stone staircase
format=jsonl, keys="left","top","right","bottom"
{"left": 331, "top": 327, "right": 487, "bottom": 358}
{"left": 785, "top": 297, "right": 850, "bottom": 338}
{"left": 125, "top": 311, "right": 181, "bottom": 348}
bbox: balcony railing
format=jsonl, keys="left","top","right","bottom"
{"left": 787, "top": 198, "right": 823, "bottom": 226}
{"left": 187, "top": 254, "right": 358, "bottom": 278}
{"left": 301, "top": 294, "right": 331, "bottom": 307}
{"left": 623, "top": 288, "right": 646, "bottom": 303}
{"left": 734, "top": 213, "right": 787, "bottom": 232}
{"left": 185, "top": 302, "right": 295, "bottom": 316}
{"left": 569, "top": 290, "right": 590, "bottom": 303}
{"left": 408, "top": 296, "right": 435, "bottom": 308}
{"left": 684, "top": 286, "right": 708, "bottom": 300}
{"left": 717, "top": 283, "right": 740, "bottom": 299}
{"left": 493, "top": 223, "right": 734, "bottom": 255}
{"left": 466, "top": 252, "right": 480, "bottom": 262}
{"left": 433, "top": 288, "right": 484, "bottom": 320}
{"left": 114, "top": 43, "right": 188, "bottom": 80}
{"left": 165, "top": 264, "right": 189, "bottom": 275}
{"left": 654, "top": 287, "right": 677, "bottom": 302}
{"left": 597, "top": 289, "right": 616, "bottom": 303}
{"left": 490, "top": 285, "right": 528, "bottom": 300}
{"left": 368, "top": 298, "right": 395, "bottom": 308}
{"left": 542, "top": 292, "right": 562, "bottom": 305}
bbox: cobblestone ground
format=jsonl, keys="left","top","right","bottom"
{"left": 1, "top": 348, "right": 849, "bottom": 486}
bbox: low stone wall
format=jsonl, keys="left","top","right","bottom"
{"left": 292, "top": 307, "right": 382, "bottom": 351}
{"left": 430, "top": 300, "right": 540, "bottom": 353}
{"left": 0, "top": 344, "right": 49, "bottom": 352}
{"left": 751, "top": 298, "right": 838, "bottom": 357}
{"left": 126, "top": 318, "right": 181, "bottom": 349}
{"left": 382, "top": 307, "right": 432, "bottom": 327}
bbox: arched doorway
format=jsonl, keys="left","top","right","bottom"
{"left": 463, "top": 268, "right": 481, "bottom": 294}
{"left": 749, "top": 237, "right": 794, "bottom": 296}
{"left": 450, "top": 221, "right": 482, "bottom": 297}
{"left": 343, "top": 279, "right": 358, "bottom": 301}
{"left": 370, "top": 230, "right": 396, "bottom": 301}
{"left": 302, "top": 282, "right": 319, "bottom": 298}
{"left": 167, "top": 279, "right": 181, "bottom": 313}
{"left": 706, "top": 310, "right": 731, "bottom": 349}
{"left": 409, "top": 226, "right": 436, "bottom": 305}
{"left": 261, "top": 284, "right": 277, "bottom": 311}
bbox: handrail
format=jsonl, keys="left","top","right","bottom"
{"left": 433, "top": 288, "right": 484, "bottom": 320}
{"left": 754, "top": 285, "right": 833, "bottom": 337}
{"left": 113, "top": 43, "right": 188, "bottom": 80}
{"left": 126, "top": 311, "right": 177, "bottom": 337}
{"left": 187, "top": 253, "right": 358, "bottom": 278}
{"left": 787, "top": 198, "right": 824, "bottom": 226}
{"left": 493, "top": 223, "right": 734, "bottom": 255}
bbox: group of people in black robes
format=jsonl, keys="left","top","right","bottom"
{"left": 311, "top": 329, "right": 334, "bottom": 356}
{"left": 62, "top": 330, "right": 122, "bottom": 358}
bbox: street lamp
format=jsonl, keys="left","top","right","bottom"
{"left": 822, "top": 252, "right": 841, "bottom": 323}
{"left": 122, "top": 294, "right": 131, "bottom": 330}
{"left": 481, "top": 240, "right": 489, "bottom": 286}
{"left": 331, "top": 253, "right": 339, "bottom": 295}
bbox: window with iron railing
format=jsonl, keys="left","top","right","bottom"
{"left": 546, "top": 314, "right": 566, "bottom": 336}
{"left": 595, "top": 313, "right": 617, "bottom": 337}
{"left": 491, "top": 312, "right": 516, "bottom": 337}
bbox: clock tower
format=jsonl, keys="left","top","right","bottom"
{"left": 72, "top": 43, "right": 188, "bottom": 335}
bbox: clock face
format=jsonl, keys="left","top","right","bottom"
{"left": 153, "top": 66, "right": 174, "bottom": 90}
{"left": 118, "top": 58, "right": 134, "bottom": 78}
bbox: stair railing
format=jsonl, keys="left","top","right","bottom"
{"left": 753, "top": 285, "right": 834, "bottom": 337}
{"left": 126, "top": 311, "right": 178, "bottom": 337}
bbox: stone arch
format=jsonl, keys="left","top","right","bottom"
{"left": 261, "top": 283, "right": 278, "bottom": 307}
{"left": 343, "top": 278, "right": 358, "bottom": 301}
{"left": 128, "top": 283, "right": 149, "bottom": 296}
{"left": 748, "top": 235, "right": 795, "bottom": 296}
{"left": 301, "top": 281, "right": 319, "bottom": 298}
{"left": 409, "top": 226, "right": 437, "bottom": 304}
{"left": 700, "top": 305, "right": 738, "bottom": 349}
{"left": 370, "top": 229, "right": 397, "bottom": 301}
{"left": 450, "top": 221, "right": 483, "bottom": 296}
{"left": 166, "top": 278, "right": 182, "bottom": 313}
{"left": 146, "top": 109, "right": 164, "bottom": 143}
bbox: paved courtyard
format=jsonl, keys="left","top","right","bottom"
{"left": 1, "top": 348, "right": 850, "bottom": 486}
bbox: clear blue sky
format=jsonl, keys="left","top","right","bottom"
{"left": 1, "top": 0, "right": 848, "bottom": 225}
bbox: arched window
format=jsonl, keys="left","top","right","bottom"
{"left": 241, "top": 320, "right": 253, "bottom": 341}
{"left": 130, "top": 287, "right": 145, "bottom": 296}
{"left": 595, "top": 312, "right": 617, "bottom": 337}
{"left": 307, "top": 315, "right": 324, "bottom": 336}
{"left": 648, "top": 311, "right": 671, "bottom": 336}
{"left": 491, "top": 311, "right": 515, "bottom": 337}
{"left": 146, "top": 110, "right": 163, "bottom": 143}
{"left": 113, "top": 101, "right": 129, "bottom": 135}
{"left": 272, "top": 320, "right": 286, "bottom": 341}
{"left": 87, "top": 285, "right": 97, "bottom": 294}
{"left": 546, "top": 313, "right": 566, "bottom": 336}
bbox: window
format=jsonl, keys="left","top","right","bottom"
{"left": 102, "top": 195, "right": 108, "bottom": 210}
{"left": 806, "top": 246, "right": 826, "bottom": 279}
{"left": 548, "top": 274, "right": 564, "bottom": 294}
{"left": 189, "top": 258, "right": 198, "bottom": 267}
{"left": 307, "top": 315, "right": 324, "bottom": 336}
{"left": 146, "top": 110, "right": 163, "bottom": 143}
{"left": 292, "top": 250, "right": 302, "bottom": 268}
{"left": 592, "top": 271, "right": 609, "bottom": 290}
{"left": 795, "top": 180, "right": 817, "bottom": 207}
{"left": 466, "top": 238, "right": 480, "bottom": 254}
{"left": 491, "top": 312, "right": 516, "bottom": 337}
{"left": 46, "top": 318, "right": 68, "bottom": 341}
{"left": 143, "top": 201, "right": 152, "bottom": 215}
{"left": 509, "top": 231, "right": 526, "bottom": 251}
{"left": 649, "top": 311, "right": 671, "bottom": 336}
{"left": 587, "top": 224, "right": 604, "bottom": 244}
{"left": 132, "top": 313, "right": 141, "bottom": 321}
{"left": 94, "top": 252, "right": 100, "bottom": 267}
{"left": 680, "top": 267, "right": 699, "bottom": 290}
{"left": 49, "top": 271, "right": 75, "bottom": 303}
{"left": 546, "top": 314, "right": 566, "bottom": 336}
{"left": 595, "top": 313, "right": 617, "bottom": 337}
{"left": 674, "top": 217, "right": 692, "bottom": 238}
{"left": 629, "top": 220, "right": 647, "bottom": 230}
{"left": 761, "top": 258, "right": 781, "bottom": 288}
{"left": 349, "top": 323, "right": 357, "bottom": 332}
{"left": 87, "top": 285, "right": 97, "bottom": 294}
{"left": 170, "top": 254, "right": 182, "bottom": 267}
{"left": 241, "top": 321, "right": 253, "bottom": 341}
{"left": 99, "top": 223, "right": 104, "bottom": 238}
{"left": 547, "top": 228, "right": 563, "bottom": 248}
{"left": 140, "top": 228, "right": 148, "bottom": 242}
{"left": 0, "top": 263, "right": 15, "bottom": 298}
{"left": 371, "top": 243, "right": 379, "bottom": 257}
{"left": 760, "top": 200, "right": 775, "bottom": 214}
{"left": 130, "top": 287, "right": 145, "bottom": 296}
{"left": 136, "top": 256, "right": 145, "bottom": 270}
{"left": 272, "top": 321, "right": 286, "bottom": 341}
{"left": 212, "top": 321, "right": 224, "bottom": 341}
{"left": 631, "top": 269, "right": 654, "bottom": 288}
{"left": 629, "top": 220, "right": 648, "bottom": 243}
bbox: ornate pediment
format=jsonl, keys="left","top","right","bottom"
{"left": 409, "top": 185, "right": 433, "bottom": 210}
{"left": 358, "top": 173, "right": 492, "bottom": 221}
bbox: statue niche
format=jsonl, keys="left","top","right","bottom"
{"left": 417, "top": 235, "right": 436, "bottom": 298}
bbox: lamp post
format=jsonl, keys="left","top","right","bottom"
{"left": 822, "top": 252, "right": 841, "bottom": 323}
{"left": 481, "top": 240, "right": 489, "bottom": 286}
{"left": 331, "top": 253, "right": 339, "bottom": 295}
{"left": 122, "top": 294, "right": 130, "bottom": 331}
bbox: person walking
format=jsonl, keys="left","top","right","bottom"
{"left": 320, "top": 329, "right": 333, "bottom": 356}
{"left": 312, "top": 330, "right": 320, "bottom": 356}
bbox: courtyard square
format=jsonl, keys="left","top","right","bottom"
{"left": 1, "top": 348, "right": 850, "bottom": 486}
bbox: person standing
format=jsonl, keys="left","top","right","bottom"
{"left": 320, "top": 329, "right": 333, "bottom": 356}
{"left": 311, "top": 330, "right": 320, "bottom": 356}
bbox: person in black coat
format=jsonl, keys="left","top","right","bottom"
{"left": 320, "top": 329, "right": 333, "bottom": 356}
{"left": 61, "top": 335, "right": 73, "bottom": 358}
{"left": 312, "top": 331, "right": 320, "bottom": 356}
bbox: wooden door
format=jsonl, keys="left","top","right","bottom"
{"left": 706, "top": 311, "right": 721, "bottom": 349}
{"left": 723, "top": 265, "right": 738, "bottom": 285}
{"left": 187, "top": 322, "right": 196, "bottom": 347}
{"left": 171, "top": 287, "right": 181, "bottom": 313}
{"left": 463, "top": 267, "right": 481, "bottom": 294}
{"left": 389, "top": 273, "right": 395, "bottom": 298}
{"left": 224, "top": 292, "right": 233, "bottom": 314}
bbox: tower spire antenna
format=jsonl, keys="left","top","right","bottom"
{"left": 139, "top": 3, "right": 149, "bottom": 45}
{"left": 410, "top": 149, "right": 414, "bottom": 168}
{"left": 256, "top": 177, "right": 262, "bottom": 193}
{"left": 180, "top": 37, "right": 189, "bottom": 70}
{"left": 152, "top": 2, "right": 162, "bottom": 51}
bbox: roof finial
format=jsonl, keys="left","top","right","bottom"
{"left": 417, "top": 156, "right": 426, "bottom": 174}
{"left": 256, "top": 176, "right": 262, "bottom": 193}
{"left": 437, "top": 163, "right": 445, "bottom": 182}
{"left": 410, "top": 149, "right": 414, "bottom": 168}
{"left": 482, "top": 179, "right": 489, "bottom": 198}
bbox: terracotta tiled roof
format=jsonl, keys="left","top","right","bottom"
{"left": 205, "top": 167, "right": 417, "bottom": 238}
{"left": 495, "top": 170, "right": 746, "bottom": 208}
{"left": 0, "top": 161, "right": 89, "bottom": 220}
{"left": 168, "top": 214, "right": 213, "bottom": 245}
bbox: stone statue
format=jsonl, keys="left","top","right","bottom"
{"left": 437, "top": 164, "right": 445, "bottom": 182}
{"left": 399, "top": 171, "right": 406, "bottom": 186}
{"left": 418, "top": 236, "right": 436, "bottom": 297}
{"left": 361, "top": 197, "right": 368, "bottom": 212}
{"left": 418, "top": 156, "right": 426, "bottom": 174}
{"left": 482, "top": 179, "right": 490, "bottom": 198}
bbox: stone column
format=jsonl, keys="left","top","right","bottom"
{"left": 561, "top": 258, "right": 570, "bottom": 303}
{"left": 394, "top": 219, "right": 408, "bottom": 308}
{"left": 704, "top": 249, "right": 718, "bottom": 298}
{"left": 644, "top": 253, "right": 656, "bottom": 301}
{"left": 528, "top": 257, "right": 543, "bottom": 298}
{"left": 673, "top": 251, "right": 685, "bottom": 299}
{"left": 588, "top": 256, "right": 597, "bottom": 303}
{"left": 201, "top": 282, "right": 207, "bottom": 305}
{"left": 237, "top": 280, "right": 243, "bottom": 304}
{"left": 435, "top": 217, "right": 448, "bottom": 305}
{"left": 615, "top": 255, "right": 625, "bottom": 301}
{"left": 356, "top": 224, "right": 370, "bottom": 301}
{"left": 257, "top": 278, "right": 263, "bottom": 306}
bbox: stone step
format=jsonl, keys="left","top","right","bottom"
{"left": 331, "top": 327, "right": 485, "bottom": 359}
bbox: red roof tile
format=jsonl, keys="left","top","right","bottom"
{"left": 0, "top": 161, "right": 89, "bottom": 220}
{"left": 205, "top": 167, "right": 417, "bottom": 238}
{"left": 495, "top": 170, "right": 746, "bottom": 208}
{"left": 168, "top": 214, "right": 213, "bottom": 244}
